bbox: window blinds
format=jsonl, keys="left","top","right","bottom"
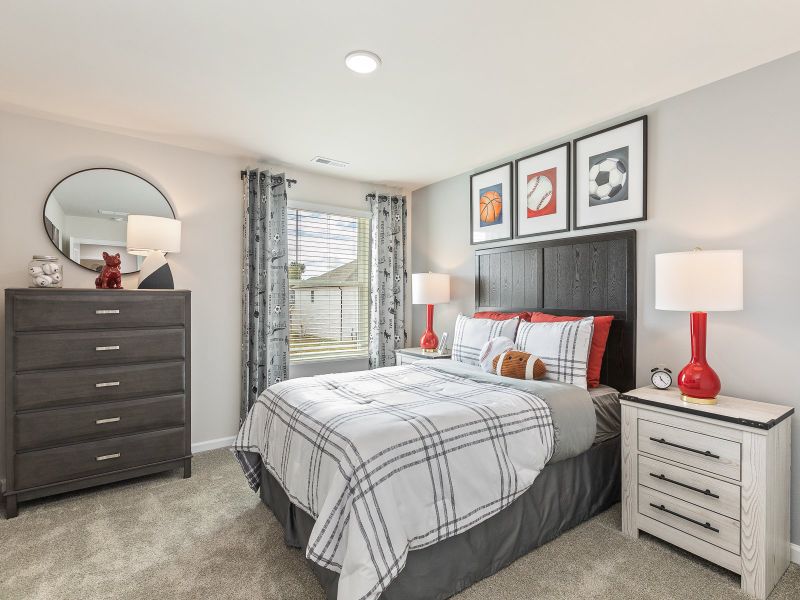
{"left": 288, "top": 208, "right": 371, "bottom": 362}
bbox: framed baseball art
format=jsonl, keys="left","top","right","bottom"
{"left": 514, "top": 142, "right": 570, "bottom": 238}
{"left": 470, "top": 162, "right": 513, "bottom": 244}
{"left": 573, "top": 116, "right": 647, "bottom": 230}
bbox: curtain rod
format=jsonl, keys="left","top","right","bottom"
{"left": 240, "top": 170, "right": 297, "bottom": 188}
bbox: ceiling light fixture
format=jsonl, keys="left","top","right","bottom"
{"left": 345, "top": 50, "right": 381, "bottom": 74}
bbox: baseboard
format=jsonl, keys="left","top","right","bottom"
{"left": 792, "top": 543, "right": 800, "bottom": 566}
{"left": 191, "top": 436, "right": 235, "bottom": 454}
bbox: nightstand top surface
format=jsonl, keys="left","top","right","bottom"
{"left": 396, "top": 347, "right": 452, "bottom": 359}
{"left": 621, "top": 386, "right": 794, "bottom": 430}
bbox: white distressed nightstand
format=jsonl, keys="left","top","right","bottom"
{"left": 620, "top": 387, "right": 793, "bottom": 599}
{"left": 395, "top": 347, "right": 452, "bottom": 365}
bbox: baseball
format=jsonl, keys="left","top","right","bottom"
{"left": 527, "top": 174, "right": 553, "bottom": 212}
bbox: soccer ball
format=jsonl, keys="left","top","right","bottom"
{"left": 589, "top": 158, "right": 627, "bottom": 202}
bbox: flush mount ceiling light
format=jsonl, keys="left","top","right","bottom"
{"left": 345, "top": 50, "right": 381, "bottom": 74}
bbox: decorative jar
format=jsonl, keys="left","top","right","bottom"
{"left": 28, "top": 255, "right": 63, "bottom": 288}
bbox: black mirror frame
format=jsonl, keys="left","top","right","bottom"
{"left": 42, "top": 167, "right": 176, "bottom": 274}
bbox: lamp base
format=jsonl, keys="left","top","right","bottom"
{"left": 137, "top": 251, "right": 175, "bottom": 290}
{"left": 419, "top": 304, "right": 438, "bottom": 351}
{"left": 681, "top": 393, "right": 718, "bottom": 405}
{"left": 677, "top": 312, "right": 721, "bottom": 403}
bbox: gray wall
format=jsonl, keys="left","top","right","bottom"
{"left": 410, "top": 52, "right": 800, "bottom": 544}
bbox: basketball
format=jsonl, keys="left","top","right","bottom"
{"left": 480, "top": 190, "right": 502, "bottom": 225}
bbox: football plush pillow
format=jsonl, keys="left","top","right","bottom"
{"left": 491, "top": 350, "right": 546, "bottom": 381}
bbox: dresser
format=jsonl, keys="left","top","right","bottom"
{"left": 3, "top": 289, "right": 191, "bottom": 518}
{"left": 620, "top": 387, "right": 793, "bottom": 599}
{"left": 394, "top": 347, "right": 452, "bottom": 365}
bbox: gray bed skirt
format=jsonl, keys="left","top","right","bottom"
{"left": 260, "top": 435, "right": 621, "bottom": 600}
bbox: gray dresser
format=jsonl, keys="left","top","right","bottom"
{"left": 3, "top": 289, "right": 191, "bottom": 518}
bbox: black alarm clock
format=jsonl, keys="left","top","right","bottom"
{"left": 650, "top": 367, "right": 673, "bottom": 390}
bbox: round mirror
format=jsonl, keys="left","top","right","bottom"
{"left": 43, "top": 168, "right": 175, "bottom": 274}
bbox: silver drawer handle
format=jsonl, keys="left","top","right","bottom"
{"left": 95, "top": 381, "right": 120, "bottom": 388}
{"left": 95, "top": 309, "right": 120, "bottom": 315}
{"left": 95, "top": 417, "right": 121, "bottom": 424}
{"left": 96, "top": 453, "right": 120, "bottom": 461}
{"left": 95, "top": 345, "right": 120, "bottom": 352}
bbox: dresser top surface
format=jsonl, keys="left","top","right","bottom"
{"left": 621, "top": 386, "right": 794, "bottom": 430}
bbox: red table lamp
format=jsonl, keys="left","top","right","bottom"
{"left": 412, "top": 272, "right": 450, "bottom": 352}
{"left": 655, "top": 249, "right": 743, "bottom": 404}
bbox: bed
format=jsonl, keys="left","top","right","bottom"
{"left": 235, "top": 229, "right": 636, "bottom": 600}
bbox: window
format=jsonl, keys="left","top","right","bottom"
{"left": 288, "top": 207, "right": 370, "bottom": 362}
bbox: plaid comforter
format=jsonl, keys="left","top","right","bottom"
{"left": 233, "top": 363, "right": 555, "bottom": 600}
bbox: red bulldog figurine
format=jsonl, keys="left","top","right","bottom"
{"left": 95, "top": 252, "right": 123, "bottom": 289}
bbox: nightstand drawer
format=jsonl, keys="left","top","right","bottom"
{"left": 639, "top": 486, "right": 740, "bottom": 555}
{"left": 638, "top": 418, "right": 741, "bottom": 481}
{"left": 638, "top": 455, "right": 740, "bottom": 519}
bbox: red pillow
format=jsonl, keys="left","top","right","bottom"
{"left": 473, "top": 311, "right": 531, "bottom": 322}
{"left": 528, "top": 312, "right": 614, "bottom": 388}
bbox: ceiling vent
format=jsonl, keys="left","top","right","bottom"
{"left": 311, "top": 156, "right": 349, "bottom": 168}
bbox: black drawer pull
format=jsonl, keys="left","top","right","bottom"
{"left": 649, "top": 437, "right": 720, "bottom": 460}
{"left": 649, "top": 472, "right": 720, "bottom": 498}
{"left": 649, "top": 502, "right": 720, "bottom": 532}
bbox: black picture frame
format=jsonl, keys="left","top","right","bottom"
{"left": 514, "top": 142, "right": 571, "bottom": 239}
{"left": 470, "top": 161, "right": 514, "bottom": 245}
{"left": 572, "top": 115, "right": 647, "bottom": 230}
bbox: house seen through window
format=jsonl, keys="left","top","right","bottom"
{"left": 288, "top": 207, "right": 370, "bottom": 361}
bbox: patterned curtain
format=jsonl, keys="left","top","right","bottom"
{"left": 241, "top": 170, "right": 289, "bottom": 421}
{"left": 367, "top": 193, "right": 408, "bottom": 368}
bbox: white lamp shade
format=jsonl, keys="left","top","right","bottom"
{"left": 655, "top": 250, "right": 743, "bottom": 312}
{"left": 127, "top": 215, "right": 181, "bottom": 256}
{"left": 412, "top": 272, "right": 450, "bottom": 305}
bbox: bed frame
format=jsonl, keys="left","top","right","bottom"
{"left": 474, "top": 228, "right": 637, "bottom": 392}
{"left": 260, "top": 229, "right": 637, "bottom": 599}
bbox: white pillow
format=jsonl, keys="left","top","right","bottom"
{"left": 451, "top": 315, "right": 520, "bottom": 366}
{"left": 514, "top": 317, "right": 594, "bottom": 389}
{"left": 478, "top": 336, "right": 516, "bottom": 372}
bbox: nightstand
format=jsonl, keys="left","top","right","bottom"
{"left": 620, "top": 387, "right": 793, "bottom": 599}
{"left": 395, "top": 347, "right": 452, "bottom": 366}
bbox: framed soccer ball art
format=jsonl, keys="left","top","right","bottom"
{"left": 470, "top": 161, "right": 513, "bottom": 244}
{"left": 514, "top": 142, "right": 570, "bottom": 238}
{"left": 573, "top": 116, "right": 647, "bottom": 230}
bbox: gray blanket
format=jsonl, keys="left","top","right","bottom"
{"left": 421, "top": 359, "right": 596, "bottom": 462}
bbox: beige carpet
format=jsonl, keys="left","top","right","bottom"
{"left": 2, "top": 449, "right": 798, "bottom": 600}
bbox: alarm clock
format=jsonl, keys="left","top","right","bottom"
{"left": 650, "top": 367, "right": 673, "bottom": 390}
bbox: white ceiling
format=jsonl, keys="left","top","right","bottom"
{"left": 2, "top": 1, "right": 799, "bottom": 189}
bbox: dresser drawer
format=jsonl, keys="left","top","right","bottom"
{"left": 15, "top": 362, "right": 185, "bottom": 411}
{"left": 638, "top": 486, "right": 740, "bottom": 555}
{"left": 15, "top": 394, "right": 186, "bottom": 450}
{"left": 638, "top": 418, "right": 741, "bottom": 481}
{"left": 14, "top": 328, "right": 185, "bottom": 371}
{"left": 12, "top": 291, "right": 186, "bottom": 332}
{"left": 14, "top": 427, "right": 186, "bottom": 490}
{"left": 638, "top": 455, "right": 740, "bottom": 520}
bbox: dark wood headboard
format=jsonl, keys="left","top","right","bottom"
{"left": 474, "top": 229, "right": 636, "bottom": 392}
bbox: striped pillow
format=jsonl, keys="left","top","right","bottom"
{"left": 451, "top": 315, "right": 520, "bottom": 366}
{"left": 514, "top": 317, "right": 594, "bottom": 389}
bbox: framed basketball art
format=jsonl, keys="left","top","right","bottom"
{"left": 573, "top": 116, "right": 647, "bottom": 229}
{"left": 514, "top": 142, "right": 570, "bottom": 238}
{"left": 470, "top": 162, "right": 513, "bottom": 244}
